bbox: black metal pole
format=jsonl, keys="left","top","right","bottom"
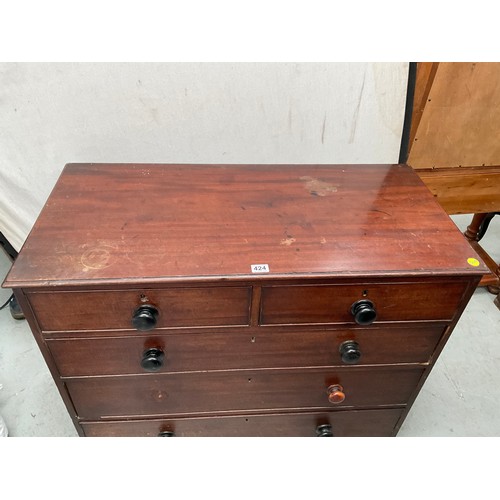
{"left": 399, "top": 62, "right": 418, "bottom": 164}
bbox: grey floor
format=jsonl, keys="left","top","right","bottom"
{"left": 0, "top": 214, "right": 499, "bottom": 437}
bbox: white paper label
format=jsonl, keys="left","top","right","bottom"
{"left": 251, "top": 264, "right": 269, "bottom": 273}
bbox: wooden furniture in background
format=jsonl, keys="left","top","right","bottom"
{"left": 2, "top": 163, "right": 485, "bottom": 436}
{"left": 407, "top": 62, "right": 500, "bottom": 298}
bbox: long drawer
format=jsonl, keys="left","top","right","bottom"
{"left": 81, "top": 408, "right": 404, "bottom": 437}
{"left": 27, "top": 286, "right": 252, "bottom": 332}
{"left": 66, "top": 367, "right": 424, "bottom": 419}
{"left": 260, "top": 281, "right": 468, "bottom": 325}
{"left": 48, "top": 325, "right": 444, "bottom": 377}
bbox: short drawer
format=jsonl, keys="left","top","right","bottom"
{"left": 27, "top": 286, "right": 251, "bottom": 332}
{"left": 48, "top": 324, "right": 445, "bottom": 377}
{"left": 260, "top": 281, "right": 467, "bottom": 325}
{"left": 66, "top": 367, "right": 424, "bottom": 419}
{"left": 80, "top": 408, "right": 404, "bottom": 437}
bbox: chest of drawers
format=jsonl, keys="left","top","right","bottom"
{"left": 3, "top": 163, "right": 486, "bottom": 437}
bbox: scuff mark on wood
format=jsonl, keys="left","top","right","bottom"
{"left": 370, "top": 209, "right": 392, "bottom": 217}
{"left": 281, "top": 237, "right": 296, "bottom": 246}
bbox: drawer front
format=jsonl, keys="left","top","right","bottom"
{"left": 260, "top": 281, "right": 467, "bottom": 325}
{"left": 28, "top": 286, "right": 251, "bottom": 332}
{"left": 66, "top": 367, "right": 423, "bottom": 419}
{"left": 81, "top": 408, "right": 404, "bottom": 437}
{"left": 48, "top": 325, "right": 445, "bottom": 377}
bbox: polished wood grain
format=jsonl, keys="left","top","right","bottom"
{"left": 27, "top": 286, "right": 251, "bottom": 332}
{"left": 260, "top": 280, "right": 469, "bottom": 324}
{"left": 3, "top": 163, "right": 486, "bottom": 289}
{"left": 2, "top": 163, "right": 485, "bottom": 437}
{"left": 81, "top": 408, "right": 404, "bottom": 437}
{"left": 65, "top": 367, "right": 424, "bottom": 419}
{"left": 47, "top": 324, "right": 445, "bottom": 377}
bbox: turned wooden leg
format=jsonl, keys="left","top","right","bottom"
{"left": 464, "top": 213, "right": 500, "bottom": 294}
{"left": 494, "top": 293, "right": 500, "bottom": 310}
{"left": 487, "top": 285, "right": 500, "bottom": 295}
{"left": 464, "top": 213, "right": 488, "bottom": 240}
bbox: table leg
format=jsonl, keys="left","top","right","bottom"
{"left": 464, "top": 213, "right": 488, "bottom": 241}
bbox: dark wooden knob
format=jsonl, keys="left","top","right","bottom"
{"left": 350, "top": 299, "right": 377, "bottom": 325}
{"left": 316, "top": 424, "right": 333, "bottom": 437}
{"left": 141, "top": 348, "right": 165, "bottom": 372}
{"left": 327, "top": 384, "right": 345, "bottom": 404}
{"left": 158, "top": 430, "right": 174, "bottom": 437}
{"left": 132, "top": 305, "right": 159, "bottom": 331}
{"left": 339, "top": 340, "right": 361, "bottom": 364}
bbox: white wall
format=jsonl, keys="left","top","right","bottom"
{"left": 0, "top": 62, "right": 408, "bottom": 250}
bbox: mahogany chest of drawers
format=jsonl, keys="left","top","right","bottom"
{"left": 3, "top": 163, "right": 486, "bottom": 437}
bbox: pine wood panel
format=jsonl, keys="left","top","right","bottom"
{"left": 409, "top": 62, "right": 500, "bottom": 169}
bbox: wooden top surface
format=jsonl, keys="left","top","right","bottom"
{"left": 3, "top": 163, "right": 486, "bottom": 287}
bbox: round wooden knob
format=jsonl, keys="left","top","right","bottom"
{"left": 158, "top": 430, "right": 174, "bottom": 437}
{"left": 132, "top": 304, "right": 159, "bottom": 331}
{"left": 350, "top": 299, "right": 377, "bottom": 325}
{"left": 141, "top": 348, "right": 165, "bottom": 372}
{"left": 316, "top": 424, "right": 333, "bottom": 437}
{"left": 327, "top": 384, "right": 345, "bottom": 404}
{"left": 339, "top": 340, "right": 361, "bottom": 364}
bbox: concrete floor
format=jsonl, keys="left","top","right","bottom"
{"left": 0, "top": 214, "right": 499, "bottom": 437}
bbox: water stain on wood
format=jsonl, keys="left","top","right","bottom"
{"left": 300, "top": 176, "right": 338, "bottom": 196}
{"left": 81, "top": 247, "right": 112, "bottom": 270}
{"left": 280, "top": 237, "right": 296, "bottom": 246}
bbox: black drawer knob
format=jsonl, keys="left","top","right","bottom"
{"left": 316, "top": 424, "right": 333, "bottom": 437}
{"left": 158, "top": 430, "right": 174, "bottom": 437}
{"left": 350, "top": 299, "right": 377, "bottom": 325}
{"left": 339, "top": 340, "right": 361, "bottom": 364}
{"left": 141, "top": 347, "right": 165, "bottom": 372}
{"left": 132, "top": 305, "right": 159, "bottom": 331}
